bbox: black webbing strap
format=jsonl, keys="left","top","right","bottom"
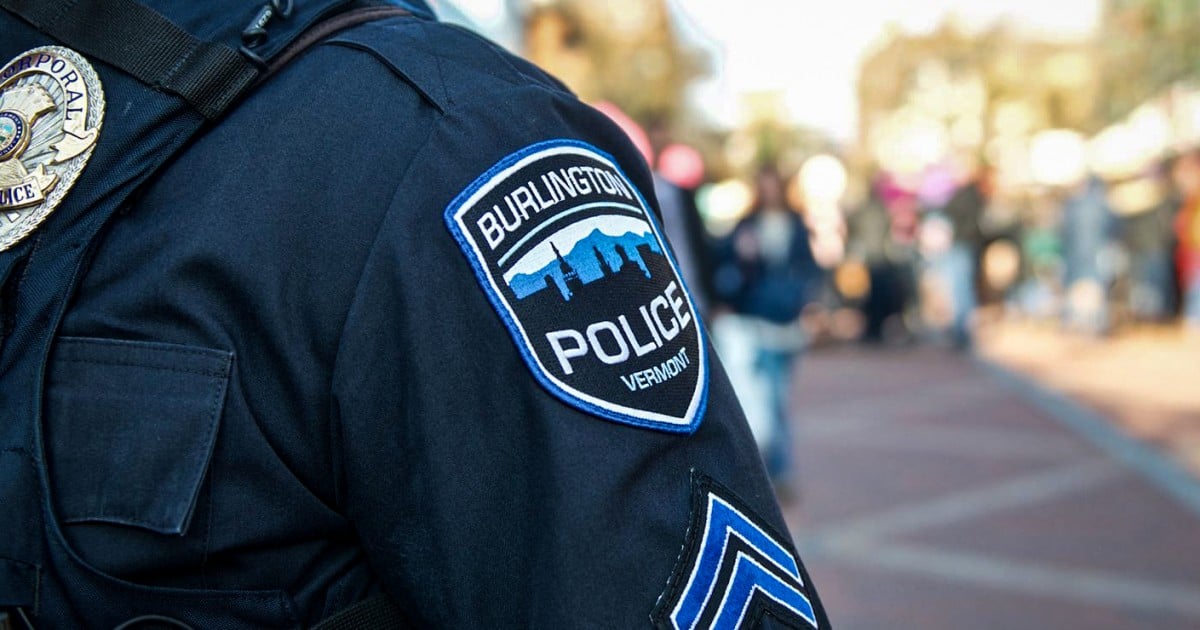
{"left": 0, "top": 0, "right": 259, "bottom": 119}
{"left": 312, "top": 594, "right": 409, "bottom": 630}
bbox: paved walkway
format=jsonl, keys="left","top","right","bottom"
{"left": 781, "top": 346, "right": 1200, "bottom": 629}
{"left": 978, "top": 320, "right": 1200, "bottom": 476}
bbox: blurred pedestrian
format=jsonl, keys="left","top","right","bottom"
{"left": 1061, "top": 175, "right": 1117, "bottom": 335}
{"left": 1172, "top": 149, "right": 1200, "bottom": 331}
{"left": 941, "top": 167, "right": 993, "bottom": 347}
{"left": 714, "top": 166, "right": 821, "bottom": 495}
{"left": 653, "top": 173, "right": 714, "bottom": 318}
{"left": 918, "top": 211, "right": 975, "bottom": 342}
{"left": 1121, "top": 162, "right": 1178, "bottom": 322}
{"left": 647, "top": 122, "right": 716, "bottom": 322}
{"left": 849, "top": 179, "right": 908, "bottom": 343}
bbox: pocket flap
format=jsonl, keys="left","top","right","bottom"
{"left": 45, "top": 337, "right": 232, "bottom": 536}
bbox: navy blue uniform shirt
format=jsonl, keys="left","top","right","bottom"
{"left": 0, "top": 1, "right": 830, "bottom": 627}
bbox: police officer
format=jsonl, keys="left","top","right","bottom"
{"left": 0, "top": 1, "right": 830, "bottom": 627}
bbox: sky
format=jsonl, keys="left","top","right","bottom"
{"left": 441, "top": 0, "right": 1103, "bottom": 141}
{"left": 668, "top": 0, "right": 1102, "bottom": 140}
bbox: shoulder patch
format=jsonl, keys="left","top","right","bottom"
{"left": 444, "top": 140, "right": 708, "bottom": 433}
{"left": 653, "top": 474, "right": 820, "bottom": 630}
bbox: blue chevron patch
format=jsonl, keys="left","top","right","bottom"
{"left": 653, "top": 475, "right": 819, "bottom": 630}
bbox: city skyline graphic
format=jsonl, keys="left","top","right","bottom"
{"left": 505, "top": 215, "right": 663, "bottom": 301}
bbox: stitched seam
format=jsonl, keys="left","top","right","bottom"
{"left": 326, "top": 114, "right": 441, "bottom": 512}
{"left": 160, "top": 358, "right": 226, "bottom": 535}
{"left": 56, "top": 369, "right": 224, "bottom": 533}
{"left": 418, "top": 20, "right": 450, "bottom": 106}
{"left": 53, "top": 357, "right": 227, "bottom": 378}
{"left": 200, "top": 454, "right": 215, "bottom": 589}
{"left": 59, "top": 336, "right": 231, "bottom": 359}
{"left": 439, "top": 22, "right": 560, "bottom": 92}
{"left": 323, "top": 40, "right": 446, "bottom": 113}
{"left": 653, "top": 471, "right": 710, "bottom": 625}
{"left": 15, "top": 233, "right": 42, "bottom": 288}
{"left": 161, "top": 44, "right": 198, "bottom": 89}
{"left": 6, "top": 235, "right": 44, "bottom": 342}
{"left": 61, "top": 514, "right": 174, "bottom": 529}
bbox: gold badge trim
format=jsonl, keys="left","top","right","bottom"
{"left": 0, "top": 46, "right": 104, "bottom": 252}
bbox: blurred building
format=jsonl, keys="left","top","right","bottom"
{"left": 857, "top": 3, "right": 1200, "bottom": 184}
{"left": 1099, "top": 0, "right": 1200, "bottom": 125}
{"left": 857, "top": 22, "right": 1099, "bottom": 181}
{"left": 521, "top": 0, "right": 704, "bottom": 124}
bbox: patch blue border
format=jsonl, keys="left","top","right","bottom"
{"left": 443, "top": 138, "right": 709, "bottom": 434}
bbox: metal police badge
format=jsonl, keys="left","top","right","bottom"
{"left": 0, "top": 46, "right": 104, "bottom": 252}
{"left": 446, "top": 140, "right": 708, "bottom": 433}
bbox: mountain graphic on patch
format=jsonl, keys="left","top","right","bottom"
{"left": 507, "top": 227, "right": 660, "bottom": 300}
{"left": 445, "top": 140, "right": 708, "bottom": 433}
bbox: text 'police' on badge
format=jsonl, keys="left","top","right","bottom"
{"left": 445, "top": 140, "right": 708, "bottom": 433}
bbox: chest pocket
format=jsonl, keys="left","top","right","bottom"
{"left": 44, "top": 337, "right": 231, "bottom": 536}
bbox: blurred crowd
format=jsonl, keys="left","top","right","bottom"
{"left": 445, "top": 0, "right": 1200, "bottom": 491}
{"left": 651, "top": 149, "right": 1200, "bottom": 343}
{"left": 636, "top": 126, "right": 1200, "bottom": 489}
{"left": 844, "top": 149, "right": 1200, "bottom": 345}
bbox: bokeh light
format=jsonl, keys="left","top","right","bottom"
{"left": 798, "top": 154, "right": 848, "bottom": 204}
{"left": 982, "top": 239, "right": 1022, "bottom": 292}
{"left": 657, "top": 143, "right": 705, "bottom": 189}
{"left": 833, "top": 261, "right": 871, "bottom": 301}
{"left": 591, "top": 101, "right": 653, "bottom": 166}
{"left": 696, "top": 179, "right": 753, "bottom": 236}
{"left": 1029, "top": 129, "right": 1086, "bottom": 187}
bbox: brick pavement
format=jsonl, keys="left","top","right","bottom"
{"left": 781, "top": 346, "right": 1200, "bottom": 629}
{"left": 977, "top": 321, "right": 1200, "bottom": 476}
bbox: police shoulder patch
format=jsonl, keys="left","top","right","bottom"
{"left": 653, "top": 474, "right": 819, "bottom": 630}
{"left": 445, "top": 139, "right": 708, "bottom": 433}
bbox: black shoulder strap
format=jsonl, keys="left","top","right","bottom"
{"left": 312, "top": 594, "right": 409, "bottom": 630}
{"left": 0, "top": 0, "right": 411, "bottom": 119}
{"left": 0, "top": 0, "right": 258, "bottom": 119}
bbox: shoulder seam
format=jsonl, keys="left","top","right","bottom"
{"left": 323, "top": 38, "right": 448, "bottom": 114}
{"left": 438, "top": 22, "right": 572, "bottom": 96}
{"left": 327, "top": 116, "right": 442, "bottom": 510}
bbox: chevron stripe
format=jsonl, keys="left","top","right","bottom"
{"left": 711, "top": 552, "right": 818, "bottom": 629}
{"left": 670, "top": 493, "right": 817, "bottom": 630}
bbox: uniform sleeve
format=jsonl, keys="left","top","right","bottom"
{"left": 329, "top": 85, "right": 830, "bottom": 629}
